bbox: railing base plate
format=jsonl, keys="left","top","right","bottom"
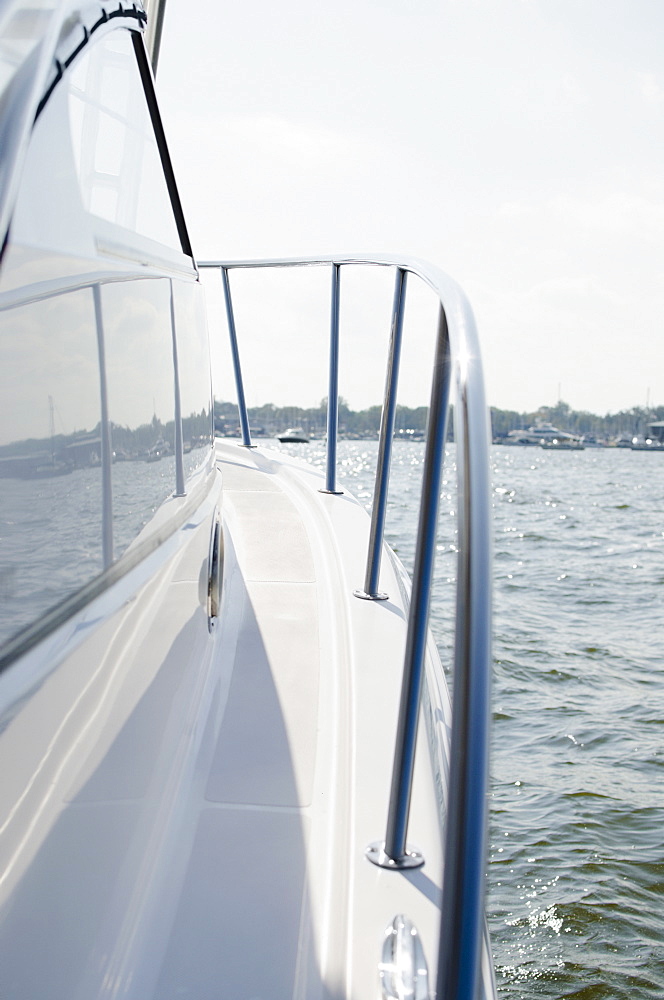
{"left": 365, "top": 841, "right": 425, "bottom": 870}
{"left": 354, "top": 589, "right": 389, "bottom": 601}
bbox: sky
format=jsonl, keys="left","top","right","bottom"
{"left": 156, "top": 0, "right": 664, "bottom": 416}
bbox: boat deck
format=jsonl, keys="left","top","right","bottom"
{"left": 153, "top": 439, "right": 447, "bottom": 998}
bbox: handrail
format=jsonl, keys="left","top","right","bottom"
{"left": 220, "top": 267, "right": 253, "bottom": 448}
{"left": 198, "top": 253, "right": 492, "bottom": 1000}
{"left": 378, "top": 300, "right": 452, "bottom": 870}
{"left": 322, "top": 263, "right": 342, "bottom": 494}
{"left": 356, "top": 267, "right": 407, "bottom": 600}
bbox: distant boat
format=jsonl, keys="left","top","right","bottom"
{"left": 277, "top": 427, "right": 309, "bottom": 443}
{"left": 580, "top": 434, "right": 605, "bottom": 448}
{"left": 24, "top": 457, "right": 74, "bottom": 478}
{"left": 395, "top": 428, "right": 425, "bottom": 440}
{"left": 630, "top": 437, "right": 664, "bottom": 451}
{"left": 540, "top": 438, "right": 584, "bottom": 451}
{"left": 505, "top": 421, "right": 579, "bottom": 446}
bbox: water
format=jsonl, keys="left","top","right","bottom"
{"left": 274, "top": 437, "right": 664, "bottom": 999}
{"left": 488, "top": 446, "right": 664, "bottom": 999}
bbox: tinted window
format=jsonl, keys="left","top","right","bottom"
{"left": 0, "top": 289, "right": 103, "bottom": 647}
{"left": 102, "top": 278, "right": 176, "bottom": 558}
{"left": 173, "top": 282, "right": 214, "bottom": 481}
{"left": 0, "top": 25, "right": 208, "bottom": 657}
{"left": 68, "top": 30, "right": 182, "bottom": 251}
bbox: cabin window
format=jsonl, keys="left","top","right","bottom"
{"left": 0, "top": 25, "right": 212, "bottom": 660}
{"left": 0, "top": 289, "right": 104, "bottom": 649}
{"left": 68, "top": 30, "right": 183, "bottom": 253}
{"left": 172, "top": 282, "right": 214, "bottom": 481}
{"left": 101, "top": 278, "right": 177, "bottom": 558}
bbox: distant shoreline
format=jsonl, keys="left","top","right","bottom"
{"left": 214, "top": 398, "right": 664, "bottom": 445}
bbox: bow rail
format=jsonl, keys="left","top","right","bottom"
{"left": 198, "top": 253, "right": 492, "bottom": 1000}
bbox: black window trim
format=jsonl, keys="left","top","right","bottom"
{"left": 131, "top": 30, "right": 194, "bottom": 260}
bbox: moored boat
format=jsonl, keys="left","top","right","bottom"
{"left": 277, "top": 426, "right": 310, "bottom": 442}
{"left": 505, "top": 421, "right": 582, "bottom": 446}
{"left": 630, "top": 438, "right": 664, "bottom": 451}
{"left": 540, "top": 437, "right": 584, "bottom": 450}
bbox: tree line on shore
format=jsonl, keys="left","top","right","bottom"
{"left": 214, "top": 398, "right": 664, "bottom": 441}
{"left": 214, "top": 398, "right": 430, "bottom": 437}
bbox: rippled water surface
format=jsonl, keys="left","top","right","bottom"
{"left": 275, "top": 438, "right": 664, "bottom": 999}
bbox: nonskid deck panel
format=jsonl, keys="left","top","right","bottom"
{"left": 156, "top": 446, "right": 321, "bottom": 996}
{"left": 150, "top": 440, "right": 449, "bottom": 998}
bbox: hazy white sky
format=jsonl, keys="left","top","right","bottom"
{"left": 156, "top": 0, "right": 664, "bottom": 415}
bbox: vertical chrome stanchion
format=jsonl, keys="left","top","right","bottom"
{"left": 221, "top": 266, "right": 254, "bottom": 448}
{"left": 436, "top": 339, "right": 492, "bottom": 1000}
{"left": 354, "top": 267, "right": 407, "bottom": 601}
{"left": 320, "top": 262, "right": 343, "bottom": 494}
{"left": 366, "top": 303, "right": 452, "bottom": 869}
{"left": 169, "top": 279, "right": 186, "bottom": 496}
{"left": 93, "top": 283, "right": 113, "bottom": 569}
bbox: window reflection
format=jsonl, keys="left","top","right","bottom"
{"left": 0, "top": 21, "right": 213, "bottom": 656}
{"left": 102, "top": 279, "right": 176, "bottom": 557}
{"left": 0, "top": 289, "right": 103, "bottom": 647}
{"left": 173, "top": 281, "right": 214, "bottom": 481}
{"left": 68, "top": 31, "right": 182, "bottom": 251}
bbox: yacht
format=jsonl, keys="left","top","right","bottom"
{"left": 0, "top": 2, "right": 495, "bottom": 998}
{"left": 277, "top": 426, "right": 310, "bottom": 443}
{"left": 505, "top": 421, "right": 581, "bottom": 447}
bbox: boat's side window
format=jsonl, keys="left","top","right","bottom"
{"left": 172, "top": 282, "right": 214, "bottom": 482}
{"left": 68, "top": 29, "right": 183, "bottom": 255}
{"left": 0, "top": 25, "right": 212, "bottom": 660}
{"left": 102, "top": 278, "right": 177, "bottom": 559}
{"left": 0, "top": 289, "right": 104, "bottom": 650}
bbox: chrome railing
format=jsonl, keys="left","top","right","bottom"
{"left": 199, "top": 254, "right": 492, "bottom": 1000}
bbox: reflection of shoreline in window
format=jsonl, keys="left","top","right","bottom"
{"left": 68, "top": 31, "right": 181, "bottom": 250}
{"left": 0, "top": 289, "right": 105, "bottom": 648}
{"left": 0, "top": 25, "right": 206, "bottom": 656}
{"left": 103, "top": 279, "right": 174, "bottom": 432}
{"left": 0, "top": 290, "right": 101, "bottom": 454}
{"left": 173, "top": 281, "right": 214, "bottom": 482}
{"left": 102, "top": 278, "right": 177, "bottom": 559}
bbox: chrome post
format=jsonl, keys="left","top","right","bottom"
{"left": 321, "top": 262, "right": 342, "bottom": 494}
{"left": 436, "top": 345, "right": 492, "bottom": 1000}
{"left": 367, "top": 303, "right": 452, "bottom": 870}
{"left": 169, "top": 279, "right": 186, "bottom": 497}
{"left": 92, "top": 283, "right": 113, "bottom": 569}
{"left": 221, "top": 266, "right": 254, "bottom": 448}
{"left": 355, "top": 267, "right": 407, "bottom": 601}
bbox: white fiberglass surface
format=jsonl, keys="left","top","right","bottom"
{"left": 154, "top": 452, "right": 322, "bottom": 998}
{"left": 0, "top": 438, "right": 464, "bottom": 998}
{"left": 0, "top": 492, "right": 219, "bottom": 1000}
{"left": 205, "top": 581, "right": 319, "bottom": 806}
{"left": 206, "top": 457, "right": 319, "bottom": 807}
{"left": 177, "top": 441, "right": 451, "bottom": 1000}
{"left": 155, "top": 808, "right": 309, "bottom": 999}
